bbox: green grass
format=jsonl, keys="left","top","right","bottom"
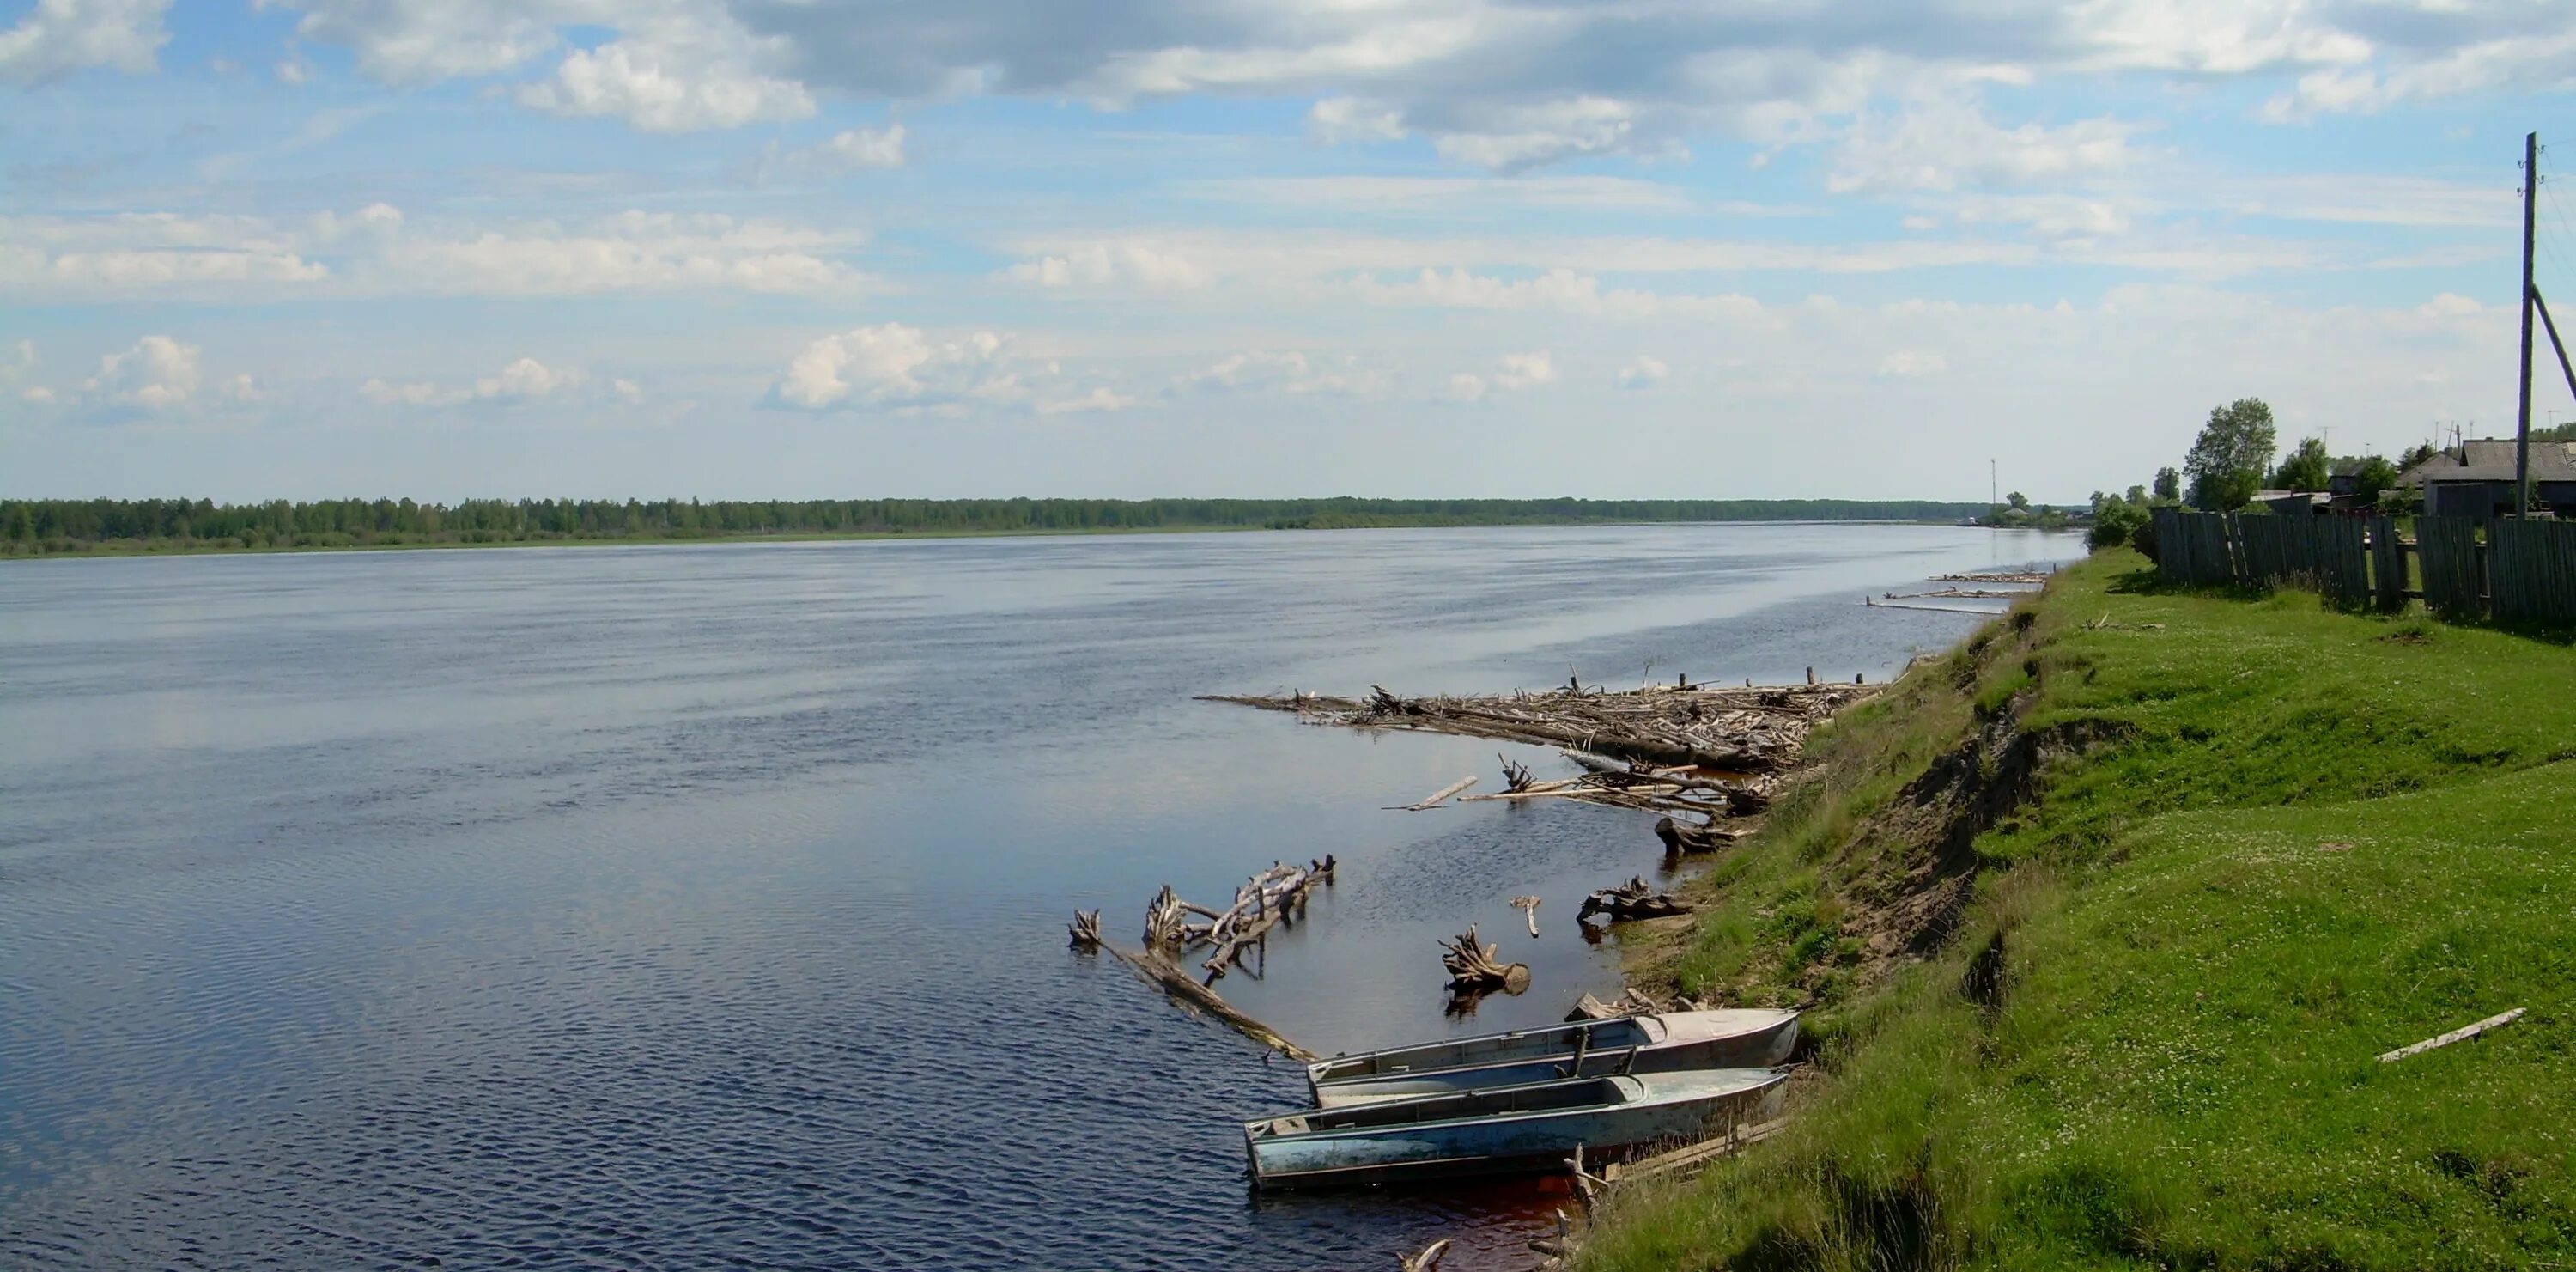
{"left": 1586, "top": 551, "right": 2576, "bottom": 1270}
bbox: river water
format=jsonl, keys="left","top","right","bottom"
{"left": 0, "top": 524, "right": 2075, "bottom": 1269}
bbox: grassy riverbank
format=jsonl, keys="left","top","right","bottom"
{"left": 1584, "top": 550, "right": 2576, "bottom": 1269}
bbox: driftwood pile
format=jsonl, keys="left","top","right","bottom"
{"left": 1140, "top": 857, "right": 1338, "bottom": 981}
{"left": 1578, "top": 877, "right": 1692, "bottom": 925}
{"left": 1203, "top": 681, "right": 1869, "bottom": 777}
{"left": 1934, "top": 569, "right": 2050, "bottom": 584}
{"left": 1066, "top": 857, "right": 1339, "bottom": 1061}
{"left": 1565, "top": 988, "right": 1706, "bottom": 1021}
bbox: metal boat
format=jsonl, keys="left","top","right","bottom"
{"left": 1306, "top": 1009, "right": 1797, "bottom": 1107}
{"left": 1244, "top": 1068, "right": 1787, "bottom": 1190}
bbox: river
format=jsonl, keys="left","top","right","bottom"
{"left": 0, "top": 524, "right": 2077, "bottom": 1269}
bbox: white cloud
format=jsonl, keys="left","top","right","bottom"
{"left": 2261, "top": 27, "right": 2576, "bottom": 120}
{"left": 1309, "top": 96, "right": 1406, "bottom": 143}
{"left": 1618, "top": 356, "right": 1670, "bottom": 389}
{"left": 0, "top": 207, "right": 867, "bottom": 301}
{"left": 1450, "top": 350, "right": 1556, "bottom": 402}
{"left": 519, "top": 35, "right": 815, "bottom": 132}
{"left": 1877, "top": 350, "right": 1949, "bottom": 377}
{"left": 770, "top": 324, "right": 1018, "bottom": 411}
{"left": 265, "top": 0, "right": 564, "bottom": 83}
{"left": 0, "top": 0, "right": 168, "bottom": 83}
{"left": 2417, "top": 293, "right": 2483, "bottom": 319}
{"left": 804, "top": 124, "right": 905, "bottom": 170}
{"left": 1005, "top": 242, "right": 1212, "bottom": 291}
{"left": 76, "top": 335, "right": 200, "bottom": 411}
{"left": 1176, "top": 350, "right": 1389, "bottom": 398}
{"left": 1832, "top": 93, "right": 2146, "bottom": 195}
{"left": 1036, "top": 386, "right": 1136, "bottom": 415}
{"left": 1433, "top": 96, "right": 1649, "bottom": 172}
{"left": 613, "top": 378, "right": 644, "bottom": 403}
{"left": 361, "top": 356, "right": 580, "bottom": 407}
{"left": 1494, "top": 350, "right": 1556, "bottom": 389}
{"left": 239, "top": 0, "right": 2556, "bottom": 170}
{"left": 1195, "top": 175, "right": 1708, "bottom": 215}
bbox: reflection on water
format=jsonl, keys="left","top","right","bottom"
{"left": 0, "top": 524, "right": 2075, "bottom": 1269}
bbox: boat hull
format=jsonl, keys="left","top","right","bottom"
{"left": 1247, "top": 1071, "right": 1784, "bottom": 1190}
{"left": 1309, "top": 1011, "right": 1797, "bottom": 1107}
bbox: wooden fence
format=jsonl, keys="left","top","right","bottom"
{"left": 2149, "top": 508, "right": 2576, "bottom": 624}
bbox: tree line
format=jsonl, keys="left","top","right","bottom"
{"left": 2085, "top": 396, "right": 2464, "bottom": 556}
{"left": 2, "top": 496, "right": 1996, "bottom": 556}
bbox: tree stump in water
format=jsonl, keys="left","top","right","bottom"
{"left": 1440, "top": 924, "right": 1531, "bottom": 994}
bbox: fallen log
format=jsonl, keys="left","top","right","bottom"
{"left": 1398, "top": 1238, "right": 1451, "bottom": 1271}
{"left": 1391, "top": 775, "right": 1478, "bottom": 811}
{"left": 1655, "top": 815, "right": 1749, "bottom": 855}
{"left": 1200, "top": 857, "right": 1337, "bottom": 980}
{"left": 1579, "top": 877, "right": 1693, "bottom": 924}
{"left": 1510, "top": 895, "right": 1542, "bottom": 937}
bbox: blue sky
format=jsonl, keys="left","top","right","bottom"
{"left": 3, "top": 0, "right": 2573, "bottom": 502}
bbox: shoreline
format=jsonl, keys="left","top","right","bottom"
{"left": 0, "top": 516, "right": 2058, "bottom": 563}
{"left": 1571, "top": 551, "right": 2576, "bottom": 1269}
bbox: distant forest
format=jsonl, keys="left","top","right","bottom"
{"left": 2, "top": 496, "right": 1993, "bottom": 556}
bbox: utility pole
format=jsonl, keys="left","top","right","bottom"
{"left": 1990, "top": 458, "right": 1997, "bottom": 508}
{"left": 2518, "top": 131, "right": 2538, "bottom": 517}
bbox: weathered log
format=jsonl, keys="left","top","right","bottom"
{"left": 1578, "top": 877, "right": 1693, "bottom": 924}
{"left": 1398, "top": 1238, "right": 1451, "bottom": 1271}
{"left": 1067, "top": 909, "right": 1102, "bottom": 950}
{"left": 1655, "top": 815, "right": 1748, "bottom": 855}
{"left": 2378, "top": 1007, "right": 2525, "bottom": 1062}
{"left": 1510, "top": 895, "right": 1542, "bottom": 937}
{"left": 1392, "top": 775, "right": 1478, "bottom": 811}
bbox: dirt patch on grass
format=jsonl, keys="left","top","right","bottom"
{"left": 1832, "top": 715, "right": 2130, "bottom": 993}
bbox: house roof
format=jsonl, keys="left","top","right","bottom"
{"left": 2398, "top": 439, "right": 2576, "bottom": 485}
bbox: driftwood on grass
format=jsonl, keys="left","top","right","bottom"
{"left": 1440, "top": 924, "right": 1531, "bottom": 995}
{"left": 1578, "top": 877, "right": 1693, "bottom": 925}
{"left": 2378, "top": 1007, "right": 2525, "bottom": 1062}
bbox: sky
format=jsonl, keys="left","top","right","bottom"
{"left": 3, "top": 0, "right": 2574, "bottom": 503}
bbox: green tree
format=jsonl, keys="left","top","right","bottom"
{"left": 2348, "top": 455, "right": 2398, "bottom": 504}
{"left": 2008, "top": 490, "right": 2030, "bottom": 511}
{"left": 2089, "top": 497, "right": 2148, "bottom": 550}
{"left": 2152, "top": 466, "right": 2181, "bottom": 502}
{"left": 2270, "top": 436, "right": 2331, "bottom": 491}
{"left": 2125, "top": 484, "right": 2148, "bottom": 505}
{"left": 2184, "top": 398, "right": 2276, "bottom": 510}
